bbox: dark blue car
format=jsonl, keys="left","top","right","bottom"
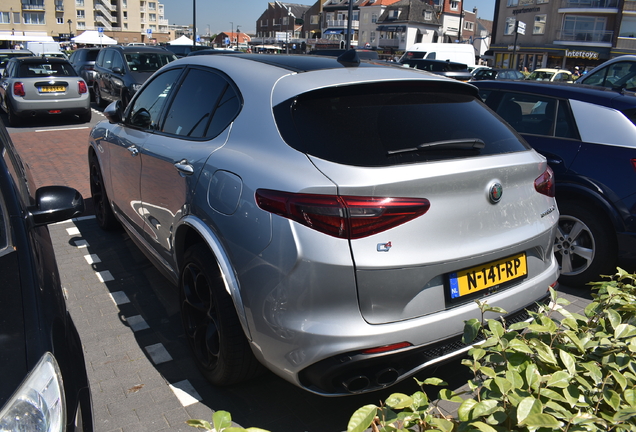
{"left": 473, "top": 80, "right": 636, "bottom": 286}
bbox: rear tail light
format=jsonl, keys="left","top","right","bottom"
{"left": 78, "top": 80, "right": 88, "bottom": 94}
{"left": 534, "top": 166, "right": 555, "bottom": 197}
{"left": 85, "top": 65, "right": 94, "bottom": 71}
{"left": 255, "top": 189, "right": 430, "bottom": 239}
{"left": 362, "top": 342, "right": 412, "bottom": 354}
{"left": 13, "top": 82, "right": 25, "bottom": 97}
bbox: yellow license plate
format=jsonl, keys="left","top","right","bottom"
{"left": 40, "top": 86, "right": 65, "bottom": 92}
{"left": 449, "top": 252, "right": 527, "bottom": 299}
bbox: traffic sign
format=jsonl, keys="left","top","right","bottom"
{"left": 517, "top": 21, "right": 526, "bottom": 35}
{"left": 98, "top": 27, "right": 104, "bottom": 33}
{"left": 147, "top": 28, "right": 152, "bottom": 35}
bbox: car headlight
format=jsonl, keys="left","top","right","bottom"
{"left": 0, "top": 352, "right": 66, "bottom": 432}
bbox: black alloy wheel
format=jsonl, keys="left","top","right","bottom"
{"left": 94, "top": 84, "right": 107, "bottom": 108}
{"left": 6, "top": 101, "right": 20, "bottom": 127}
{"left": 89, "top": 153, "right": 118, "bottom": 230}
{"left": 179, "top": 243, "right": 263, "bottom": 385}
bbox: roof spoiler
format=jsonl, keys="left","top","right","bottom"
{"left": 337, "top": 49, "right": 360, "bottom": 67}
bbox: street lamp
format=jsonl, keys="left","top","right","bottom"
{"left": 67, "top": 19, "right": 72, "bottom": 40}
{"left": 236, "top": 26, "right": 240, "bottom": 50}
{"left": 230, "top": 21, "right": 233, "bottom": 49}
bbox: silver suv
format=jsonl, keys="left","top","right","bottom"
{"left": 88, "top": 52, "right": 560, "bottom": 396}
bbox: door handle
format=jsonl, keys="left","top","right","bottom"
{"left": 127, "top": 146, "right": 139, "bottom": 156}
{"left": 174, "top": 159, "right": 194, "bottom": 176}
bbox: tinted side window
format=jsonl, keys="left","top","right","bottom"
{"left": 127, "top": 68, "right": 182, "bottom": 130}
{"left": 102, "top": 49, "right": 115, "bottom": 70}
{"left": 275, "top": 82, "right": 529, "bottom": 167}
{"left": 112, "top": 51, "right": 124, "bottom": 70}
{"left": 162, "top": 68, "right": 240, "bottom": 139}
{"left": 493, "top": 92, "right": 579, "bottom": 140}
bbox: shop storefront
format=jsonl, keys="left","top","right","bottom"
{"left": 491, "top": 44, "right": 610, "bottom": 73}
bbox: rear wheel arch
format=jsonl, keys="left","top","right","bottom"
{"left": 174, "top": 217, "right": 252, "bottom": 340}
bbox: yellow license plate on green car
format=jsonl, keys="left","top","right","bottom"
{"left": 448, "top": 252, "right": 527, "bottom": 299}
{"left": 39, "top": 86, "right": 65, "bottom": 93}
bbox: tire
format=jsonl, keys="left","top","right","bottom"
{"left": 89, "top": 153, "right": 118, "bottom": 230}
{"left": 180, "top": 243, "right": 263, "bottom": 385}
{"left": 94, "top": 84, "right": 107, "bottom": 108}
{"left": 555, "top": 201, "right": 617, "bottom": 287}
{"left": 79, "top": 109, "right": 91, "bottom": 123}
{"left": 7, "top": 102, "right": 20, "bottom": 127}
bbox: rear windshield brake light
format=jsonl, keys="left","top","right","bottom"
{"left": 255, "top": 189, "right": 430, "bottom": 239}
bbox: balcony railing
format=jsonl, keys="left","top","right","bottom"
{"left": 56, "top": 5, "right": 64, "bottom": 11}
{"left": 22, "top": 3, "right": 46, "bottom": 10}
{"left": 327, "top": 19, "right": 359, "bottom": 29}
{"left": 624, "top": 0, "right": 636, "bottom": 11}
{"left": 560, "top": 0, "right": 618, "bottom": 7}
{"left": 617, "top": 36, "right": 636, "bottom": 50}
{"left": 556, "top": 29, "right": 613, "bottom": 43}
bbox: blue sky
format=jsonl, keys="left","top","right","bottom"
{"left": 160, "top": 0, "right": 495, "bottom": 35}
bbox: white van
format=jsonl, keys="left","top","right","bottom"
{"left": 401, "top": 43, "right": 476, "bottom": 67}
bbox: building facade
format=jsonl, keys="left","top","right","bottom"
{"left": 0, "top": 0, "right": 171, "bottom": 48}
{"left": 254, "top": 1, "right": 311, "bottom": 52}
{"left": 490, "top": 0, "right": 636, "bottom": 72}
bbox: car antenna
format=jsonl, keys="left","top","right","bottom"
{"left": 337, "top": 49, "right": 360, "bottom": 67}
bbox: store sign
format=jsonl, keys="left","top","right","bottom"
{"left": 565, "top": 49, "right": 599, "bottom": 60}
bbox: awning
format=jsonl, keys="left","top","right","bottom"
{"left": 376, "top": 25, "right": 406, "bottom": 32}
{"left": 0, "top": 33, "right": 55, "bottom": 42}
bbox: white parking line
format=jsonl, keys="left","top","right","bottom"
{"left": 67, "top": 227, "right": 81, "bottom": 235}
{"left": 96, "top": 270, "right": 114, "bottom": 282}
{"left": 35, "top": 126, "right": 90, "bottom": 132}
{"left": 126, "top": 315, "right": 149, "bottom": 331}
{"left": 169, "top": 380, "right": 202, "bottom": 407}
{"left": 109, "top": 291, "right": 130, "bottom": 305}
{"left": 145, "top": 343, "right": 173, "bottom": 365}
{"left": 84, "top": 254, "right": 101, "bottom": 264}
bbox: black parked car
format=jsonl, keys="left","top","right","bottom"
{"left": 69, "top": 47, "right": 101, "bottom": 100}
{"left": 400, "top": 58, "right": 472, "bottom": 82}
{"left": 470, "top": 68, "right": 525, "bottom": 81}
{"left": 93, "top": 45, "right": 176, "bottom": 108}
{"left": 474, "top": 80, "right": 636, "bottom": 285}
{"left": 163, "top": 44, "right": 209, "bottom": 58}
{"left": 0, "top": 118, "right": 92, "bottom": 430}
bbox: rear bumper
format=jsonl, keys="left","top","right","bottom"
{"left": 298, "top": 294, "right": 551, "bottom": 396}
{"left": 12, "top": 96, "right": 90, "bottom": 117}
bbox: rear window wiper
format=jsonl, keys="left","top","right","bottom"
{"left": 387, "top": 138, "right": 485, "bottom": 156}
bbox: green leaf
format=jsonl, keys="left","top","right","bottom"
{"left": 517, "top": 396, "right": 543, "bottom": 423}
{"left": 581, "top": 362, "right": 603, "bottom": 385}
{"left": 546, "top": 371, "right": 571, "bottom": 389}
{"left": 520, "top": 413, "right": 562, "bottom": 429}
{"left": 494, "top": 377, "right": 512, "bottom": 395}
{"left": 472, "top": 400, "right": 500, "bottom": 418}
{"left": 615, "top": 323, "right": 636, "bottom": 339}
{"left": 439, "top": 388, "right": 464, "bottom": 403}
{"left": 468, "top": 421, "right": 499, "bottom": 432}
{"left": 483, "top": 305, "right": 507, "bottom": 314}
{"left": 242, "top": 428, "right": 271, "bottom": 432}
{"left": 558, "top": 349, "right": 577, "bottom": 376}
{"left": 526, "top": 363, "right": 540, "bottom": 389}
{"left": 531, "top": 340, "right": 558, "bottom": 365}
{"left": 463, "top": 318, "right": 481, "bottom": 344}
{"left": 508, "top": 339, "right": 534, "bottom": 354}
{"left": 624, "top": 388, "right": 636, "bottom": 407}
{"left": 613, "top": 408, "right": 636, "bottom": 422}
{"left": 471, "top": 348, "right": 487, "bottom": 361}
{"left": 347, "top": 405, "right": 377, "bottom": 432}
{"left": 458, "top": 398, "right": 479, "bottom": 422}
{"left": 563, "top": 330, "right": 586, "bottom": 353}
{"left": 416, "top": 377, "right": 447, "bottom": 387}
{"left": 488, "top": 319, "right": 505, "bottom": 338}
{"left": 509, "top": 321, "right": 529, "bottom": 331}
{"left": 506, "top": 369, "right": 524, "bottom": 389}
{"left": 411, "top": 391, "right": 428, "bottom": 408}
{"left": 539, "top": 388, "right": 567, "bottom": 403}
{"left": 610, "top": 369, "right": 628, "bottom": 390}
{"left": 385, "top": 393, "right": 412, "bottom": 410}
{"left": 606, "top": 308, "right": 622, "bottom": 330}
{"left": 563, "top": 384, "right": 580, "bottom": 408}
{"left": 186, "top": 419, "right": 212, "bottom": 430}
{"left": 479, "top": 366, "right": 497, "bottom": 378}
{"left": 603, "top": 388, "right": 621, "bottom": 411}
{"left": 429, "top": 417, "right": 455, "bottom": 432}
{"left": 212, "top": 411, "right": 233, "bottom": 431}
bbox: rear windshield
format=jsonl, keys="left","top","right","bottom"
{"left": 125, "top": 52, "right": 175, "bottom": 72}
{"left": 18, "top": 61, "right": 77, "bottom": 77}
{"left": 275, "top": 81, "right": 529, "bottom": 167}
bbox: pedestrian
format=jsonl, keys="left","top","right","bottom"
{"left": 573, "top": 66, "right": 581, "bottom": 77}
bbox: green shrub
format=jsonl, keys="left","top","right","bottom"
{"left": 189, "top": 269, "right": 636, "bottom": 432}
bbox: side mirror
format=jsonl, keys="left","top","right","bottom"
{"left": 112, "top": 66, "right": 124, "bottom": 74}
{"left": 29, "top": 186, "right": 84, "bottom": 227}
{"left": 131, "top": 108, "right": 151, "bottom": 128}
{"left": 104, "top": 100, "right": 123, "bottom": 124}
